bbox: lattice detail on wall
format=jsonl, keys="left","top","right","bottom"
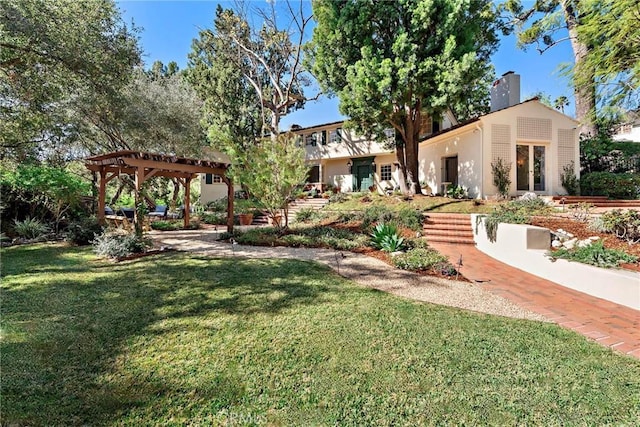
{"left": 557, "top": 128, "right": 576, "bottom": 181}
{"left": 517, "top": 117, "right": 552, "bottom": 140}
{"left": 491, "top": 124, "right": 511, "bottom": 163}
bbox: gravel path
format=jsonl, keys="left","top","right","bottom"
{"left": 149, "top": 229, "right": 548, "bottom": 322}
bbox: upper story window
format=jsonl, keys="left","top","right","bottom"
{"left": 305, "top": 133, "right": 316, "bottom": 147}
{"left": 380, "top": 164, "right": 392, "bottom": 181}
{"left": 205, "top": 174, "right": 222, "bottom": 184}
{"left": 329, "top": 128, "right": 343, "bottom": 143}
{"left": 419, "top": 115, "right": 441, "bottom": 138}
{"left": 384, "top": 128, "right": 395, "bottom": 144}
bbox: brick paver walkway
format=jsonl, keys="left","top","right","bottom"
{"left": 430, "top": 242, "right": 640, "bottom": 359}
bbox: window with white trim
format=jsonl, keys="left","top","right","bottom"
{"left": 305, "top": 133, "right": 316, "bottom": 146}
{"left": 205, "top": 174, "right": 223, "bottom": 184}
{"left": 380, "top": 164, "right": 392, "bottom": 181}
{"left": 330, "top": 128, "right": 343, "bottom": 143}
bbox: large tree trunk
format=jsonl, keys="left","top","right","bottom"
{"left": 565, "top": 1, "right": 597, "bottom": 136}
{"left": 403, "top": 106, "right": 422, "bottom": 195}
{"left": 395, "top": 138, "right": 408, "bottom": 193}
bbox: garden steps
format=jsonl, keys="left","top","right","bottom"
{"left": 552, "top": 196, "right": 640, "bottom": 208}
{"left": 287, "top": 197, "right": 329, "bottom": 218}
{"left": 422, "top": 213, "right": 475, "bottom": 245}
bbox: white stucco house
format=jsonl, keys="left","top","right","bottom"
{"left": 200, "top": 72, "right": 580, "bottom": 203}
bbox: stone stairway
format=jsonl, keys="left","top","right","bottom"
{"left": 552, "top": 196, "right": 640, "bottom": 208}
{"left": 422, "top": 213, "right": 475, "bottom": 245}
{"left": 287, "top": 197, "right": 330, "bottom": 219}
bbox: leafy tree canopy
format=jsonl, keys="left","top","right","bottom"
{"left": 0, "top": 0, "right": 141, "bottom": 160}
{"left": 309, "top": 0, "right": 501, "bottom": 193}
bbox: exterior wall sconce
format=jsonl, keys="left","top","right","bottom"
{"left": 347, "top": 159, "right": 352, "bottom": 173}
{"left": 371, "top": 160, "right": 376, "bottom": 170}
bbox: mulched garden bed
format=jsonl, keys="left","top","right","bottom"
{"left": 530, "top": 215, "right": 640, "bottom": 272}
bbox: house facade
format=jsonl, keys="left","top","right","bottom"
{"left": 200, "top": 72, "right": 580, "bottom": 203}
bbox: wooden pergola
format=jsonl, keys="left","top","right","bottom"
{"left": 85, "top": 150, "right": 234, "bottom": 232}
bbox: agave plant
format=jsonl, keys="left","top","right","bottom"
{"left": 370, "top": 223, "right": 405, "bottom": 252}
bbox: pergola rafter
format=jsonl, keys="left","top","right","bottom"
{"left": 85, "top": 150, "right": 234, "bottom": 232}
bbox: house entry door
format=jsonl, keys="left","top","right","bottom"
{"left": 516, "top": 144, "right": 546, "bottom": 192}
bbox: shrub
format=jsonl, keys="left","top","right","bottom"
{"left": 295, "top": 208, "right": 320, "bottom": 223}
{"left": 206, "top": 198, "right": 228, "bottom": 212}
{"left": 560, "top": 161, "right": 580, "bottom": 195}
{"left": 150, "top": 220, "right": 200, "bottom": 231}
{"left": 491, "top": 157, "right": 512, "bottom": 197}
{"left": 13, "top": 217, "right": 50, "bottom": 240}
{"left": 600, "top": 209, "right": 640, "bottom": 244}
{"left": 476, "top": 199, "right": 549, "bottom": 243}
{"left": 328, "top": 192, "right": 349, "bottom": 204}
{"left": 201, "top": 212, "right": 227, "bottom": 225}
{"left": 568, "top": 202, "right": 594, "bottom": 222}
{"left": 280, "top": 234, "right": 313, "bottom": 247}
{"left": 580, "top": 172, "right": 640, "bottom": 199}
{"left": 370, "top": 223, "right": 405, "bottom": 252}
{"left": 548, "top": 240, "right": 637, "bottom": 269}
{"left": 362, "top": 205, "right": 395, "bottom": 229}
{"left": 92, "top": 230, "right": 151, "bottom": 259}
{"left": 392, "top": 248, "right": 448, "bottom": 271}
{"left": 335, "top": 211, "right": 359, "bottom": 223}
{"left": 396, "top": 207, "right": 423, "bottom": 231}
{"left": 446, "top": 185, "right": 467, "bottom": 199}
{"left": 65, "top": 216, "right": 103, "bottom": 245}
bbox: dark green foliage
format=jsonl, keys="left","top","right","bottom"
{"left": 478, "top": 198, "right": 551, "bottom": 243}
{"left": 65, "top": 216, "right": 104, "bottom": 245}
{"left": 370, "top": 223, "right": 405, "bottom": 252}
{"left": 295, "top": 208, "right": 321, "bottom": 223}
{"left": 328, "top": 192, "right": 349, "bottom": 204}
{"left": 392, "top": 248, "right": 449, "bottom": 272}
{"left": 201, "top": 212, "right": 227, "bottom": 225}
{"left": 560, "top": 161, "right": 580, "bottom": 195}
{"left": 361, "top": 205, "right": 396, "bottom": 229}
{"left": 446, "top": 185, "right": 467, "bottom": 199}
{"left": 150, "top": 220, "right": 201, "bottom": 231}
{"left": 233, "top": 225, "right": 368, "bottom": 251}
{"left": 91, "top": 230, "right": 151, "bottom": 259}
{"left": 548, "top": 241, "right": 637, "bottom": 269}
{"left": 12, "top": 217, "right": 50, "bottom": 240}
{"left": 580, "top": 172, "right": 640, "bottom": 199}
{"left": 396, "top": 208, "right": 423, "bottom": 231}
{"left": 600, "top": 210, "right": 640, "bottom": 243}
{"left": 581, "top": 133, "right": 640, "bottom": 174}
{"left": 205, "top": 198, "right": 228, "bottom": 212}
{"left": 491, "top": 158, "right": 512, "bottom": 197}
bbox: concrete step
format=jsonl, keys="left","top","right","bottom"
{"left": 425, "top": 235, "right": 475, "bottom": 245}
{"left": 423, "top": 229, "right": 474, "bottom": 238}
{"left": 421, "top": 213, "right": 475, "bottom": 245}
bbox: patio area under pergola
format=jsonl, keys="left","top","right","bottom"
{"left": 85, "top": 150, "right": 234, "bottom": 232}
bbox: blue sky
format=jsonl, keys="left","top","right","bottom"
{"left": 118, "top": 0, "right": 576, "bottom": 128}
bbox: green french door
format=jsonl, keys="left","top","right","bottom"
{"left": 516, "top": 144, "right": 546, "bottom": 192}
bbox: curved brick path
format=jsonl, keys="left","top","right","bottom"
{"left": 430, "top": 242, "right": 640, "bottom": 359}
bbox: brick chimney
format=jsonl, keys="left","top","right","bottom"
{"left": 490, "top": 71, "right": 520, "bottom": 112}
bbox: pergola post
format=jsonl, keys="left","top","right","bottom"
{"left": 225, "top": 176, "right": 234, "bottom": 233}
{"left": 98, "top": 169, "right": 107, "bottom": 225}
{"left": 184, "top": 176, "right": 192, "bottom": 228}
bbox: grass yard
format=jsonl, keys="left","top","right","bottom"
{"left": 2, "top": 244, "right": 640, "bottom": 425}
{"left": 325, "top": 193, "right": 497, "bottom": 214}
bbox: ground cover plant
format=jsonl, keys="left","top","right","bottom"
{"left": 326, "top": 193, "right": 495, "bottom": 214}
{"left": 2, "top": 244, "right": 640, "bottom": 425}
{"left": 547, "top": 240, "right": 638, "bottom": 268}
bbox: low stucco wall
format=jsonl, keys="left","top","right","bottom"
{"left": 471, "top": 215, "right": 640, "bottom": 311}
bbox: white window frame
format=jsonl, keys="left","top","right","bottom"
{"left": 380, "top": 164, "right": 392, "bottom": 181}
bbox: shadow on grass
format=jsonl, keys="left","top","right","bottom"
{"left": 1, "top": 246, "right": 332, "bottom": 425}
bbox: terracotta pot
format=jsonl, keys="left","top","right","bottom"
{"left": 238, "top": 213, "right": 254, "bottom": 226}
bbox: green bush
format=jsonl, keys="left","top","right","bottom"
{"left": 560, "top": 161, "right": 580, "bottom": 195}
{"left": 446, "top": 185, "right": 467, "bottom": 199}
{"left": 92, "top": 230, "right": 151, "bottom": 259}
{"left": 600, "top": 209, "right": 640, "bottom": 243}
{"left": 370, "top": 223, "right": 405, "bottom": 252}
{"left": 328, "top": 192, "right": 349, "bottom": 203}
{"left": 548, "top": 240, "right": 637, "bottom": 269}
{"left": 392, "top": 248, "right": 448, "bottom": 271}
{"left": 477, "top": 198, "right": 550, "bottom": 243}
{"left": 396, "top": 207, "right": 423, "bottom": 231}
{"left": 580, "top": 172, "right": 640, "bottom": 199}
{"left": 362, "top": 205, "right": 395, "bottom": 229}
{"left": 491, "top": 158, "right": 512, "bottom": 197}
{"left": 205, "top": 198, "right": 228, "bottom": 212}
{"left": 295, "top": 208, "right": 320, "bottom": 223}
{"left": 201, "top": 212, "right": 227, "bottom": 225}
{"left": 335, "top": 211, "right": 359, "bottom": 223}
{"left": 65, "top": 216, "right": 104, "bottom": 245}
{"left": 13, "top": 217, "right": 50, "bottom": 240}
{"left": 150, "top": 220, "right": 200, "bottom": 231}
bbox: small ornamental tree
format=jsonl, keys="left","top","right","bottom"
{"left": 231, "top": 133, "right": 309, "bottom": 229}
{"left": 491, "top": 157, "right": 512, "bottom": 198}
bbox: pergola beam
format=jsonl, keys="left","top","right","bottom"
{"left": 86, "top": 150, "right": 234, "bottom": 233}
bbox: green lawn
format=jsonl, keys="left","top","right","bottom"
{"left": 326, "top": 193, "right": 497, "bottom": 214}
{"left": 2, "top": 244, "right": 639, "bottom": 425}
